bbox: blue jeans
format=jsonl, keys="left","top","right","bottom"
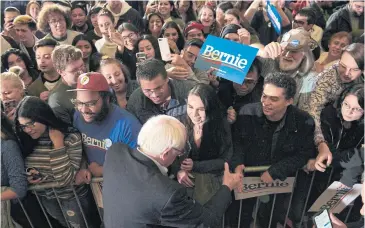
{"left": 40, "top": 192, "right": 94, "bottom": 228}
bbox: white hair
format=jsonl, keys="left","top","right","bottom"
{"left": 138, "top": 115, "right": 187, "bottom": 156}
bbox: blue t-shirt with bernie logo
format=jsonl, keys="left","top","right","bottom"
{"left": 73, "top": 104, "right": 141, "bottom": 166}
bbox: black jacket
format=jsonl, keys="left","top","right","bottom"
{"left": 218, "top": 77, "right": 263, "bottom": 111}
{"left": 127, "top": 79, "right": 195, "bottom": 124}
{"left": 103, "top": 143, "right": 232, "bottom": 228}
{"left": 339, "top": 147, "right": 364, "bottom": 188}
{"left": 231, "top": 103, "right": 316, "bottom": 180}
{"left": 321, "top": 105, "right": 364, "bottom": 167}
{"left": 322, "top": 4, "right": 364, "bottom": 51}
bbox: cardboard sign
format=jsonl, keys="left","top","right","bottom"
{"left": 309, "top": 181, "right": 362, "bottom": 214}
{"left": 266, "top": 1, "right": 282, "bottom": 35}
{"left": 234, "top": 177, "right": 295, "bottom": 200}
{"left": 194, "top": 35, "right": 259, "bottom": 84}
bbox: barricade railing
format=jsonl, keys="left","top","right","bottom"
{"left": 12, "top": 167, "right": 359, "bottom": 228}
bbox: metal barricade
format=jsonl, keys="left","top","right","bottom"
{"left": 16, "top": 178, "right": 103, "bottom": 228}
{"left": 224, "top": 166, "right": 360, "bottom": 228}
{"left": 13, "top": 167, "right": 359, "bottom": 228}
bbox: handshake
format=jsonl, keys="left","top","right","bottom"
{"left": 222, "top": 163, "right": 245, "bottom": 192}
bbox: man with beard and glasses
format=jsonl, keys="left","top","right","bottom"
{"left": 48, "top": 44, "right": 86, "bottom": 124}
{"left": 257, "top": 27, "right": 318, "bottom": 110}
{"left": 322, "top": 0, "right": 364, "bottom": 51}
{"left": 69, "top": 72, "right": 141, "bottom": 179}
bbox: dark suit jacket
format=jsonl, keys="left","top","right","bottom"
{"left": 103, "top": 143, "right": 232, "bottom": 228}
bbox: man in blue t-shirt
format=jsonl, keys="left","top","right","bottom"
{"left": 68, "top": 72, "right": 141, "bottom": 182}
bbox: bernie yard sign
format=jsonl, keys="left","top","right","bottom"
{"left": 194, "top": 35, "right": 259, "bottom": 84}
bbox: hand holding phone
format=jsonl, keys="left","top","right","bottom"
{"left": 313, "top": 209, "right": 333, "bottom": 228}
{"left": 158, "top": 38, "right": 172, "bottom": 62}
{"left": 136, "top": 52, "right": 147, "bottom": 63}
{"left": 3, "top": 100, "right": 17, "bottom": 114}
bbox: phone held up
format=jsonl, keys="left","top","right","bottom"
{"left": 313, "top": 209, "right": 333, "bottom": 228}
{"left": 158, "top": 38, "right": 172, "bottom": 62}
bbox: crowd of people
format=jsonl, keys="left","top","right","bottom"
{"left": 0, "top": 0, "right": 364, "bottom": 228}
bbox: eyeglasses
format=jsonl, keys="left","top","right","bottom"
{"left": 19, "top": 121, "right": 36, "bottom": 131}
{"left": 122, "top": 33, "right": 136, "bottom": 40}
{"left": 338, "top": 61, "right": 361, "bottom": 76}
{"left": 71, "top": 97, "right": 101, "bottom": 108}
{"left": 48, "top": 18, "right": 65, "bottom": 26}
{"left": 173, "top": 141, "right": 192, "bottom": 157}
{"left": 65, "top": 65, "right": 86, "bottom": 77}
{"left": 342, "top": 101, "right": 364, "bottom": 114}
{"left": 142, "top": 82, "right": 167, "bottom": 96}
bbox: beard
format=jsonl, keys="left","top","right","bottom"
{"left": 279, "top": 57, "right": 303, "bottom": 72}
{"left": 81, "top": 100, "right": 110, "bottom": 123}
{"left": 352, "top": 11, "right": 363, "bottom": 17}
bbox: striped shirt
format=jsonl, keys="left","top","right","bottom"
{"left": 25, "top": 132, "right": 87, "bottom": 199}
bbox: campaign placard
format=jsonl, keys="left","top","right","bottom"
{"left": 309, "top": 181, "right": 362, "bottom": 213}
{"left": 234, "top": 177, "right": 295, "bottom": 200}
{"left": 194, "top": 35, "right": 259, "bottom": 84}
{"left": 266, "top": 1, "right": 282, "bottom": 35}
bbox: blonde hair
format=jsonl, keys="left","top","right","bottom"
{"left": 8, "top": 66, "right": 24, "bottom": 77}
{"left": 0, "top": 72, "right": 25, "bottom": 94}
{"left": 138, "top": 115, "right": 186, "bottom": 156}
{"left": 51, "top": 44, "right": 83, "bottom": 72}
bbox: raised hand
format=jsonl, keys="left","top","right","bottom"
{"left": 222, "top": 163, "right": 244, "bottom": 191}
{"left": 49, "top": 128, "right": 65, "bottom": 149}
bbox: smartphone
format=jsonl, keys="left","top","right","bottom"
{"left": 3, "top": 100, "right": 16, "bottom": 114}
{"left": 26, "top": 167, "right": 46, "bottom": 181}
{"left": 158, "top": 38, "right": 172, "bottom": 62}
{"left": 313, "top": 209, "right": 333, "bottom": 228}
{"left": 136, "top": 52, "right": 147, "bottom": 63}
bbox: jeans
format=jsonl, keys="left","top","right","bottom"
{"left": 40, "top": 191, "right": 94, "bottom": 228}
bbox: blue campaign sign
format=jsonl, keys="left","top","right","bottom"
{"left": 194, "top": 35, "right": 259, "bottom": 84}
{"left": 266, "top": 1, "right": 282, "bottom": 35}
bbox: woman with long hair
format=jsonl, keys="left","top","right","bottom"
{"left": 134, "top": 34, "right": 162, "bottom": 61}
{"left": 145, "top": 12, "right": 164, "bottom": 38}
{"left": 100, "top": 57, "right": 139, "bottom": 108}
{"left": 72, "top": 34, "right": 101, "bottom": 72}
{"left": 157, "top": 0, "right": 185, "bottom": 30}
{"left": 175, "top": 0, "right": 197, "bottom": 24}
{"left": 177, "top": 84, "right": 232, "bottom": 204}
{"left": 1, "top": 48, "right": 38, "bottom": 88}
{"left": 160, "top": 21, "right": 185, "bottom": 53}
{"left": 197, "top": 5, "right": 219, "bottom": 37}
{"left": 14, "top": 96, "right": 93, "bottom": 228}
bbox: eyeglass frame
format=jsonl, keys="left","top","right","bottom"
{"left": 122, "top": 32, "right": 137, "bottom": 41}
{"left": 341, "top": 100, "right": 364, "bottom": 115}
{"left": 64, "top": 65, "right": 86, "bottom": 78}
{"left": 48, "top": 18, "right": 65, "bottom": 26}
{"left": 338, "top": 61, "right": 361, "bottom": 76}
{"left": 142, "top": 80, "right": 168, "bottom": 96}
{"left": 19, "top": 120, "right": 36, "bottom": 131}
{"left": 71, "top": 97, "right": 101, "bottom": 109}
